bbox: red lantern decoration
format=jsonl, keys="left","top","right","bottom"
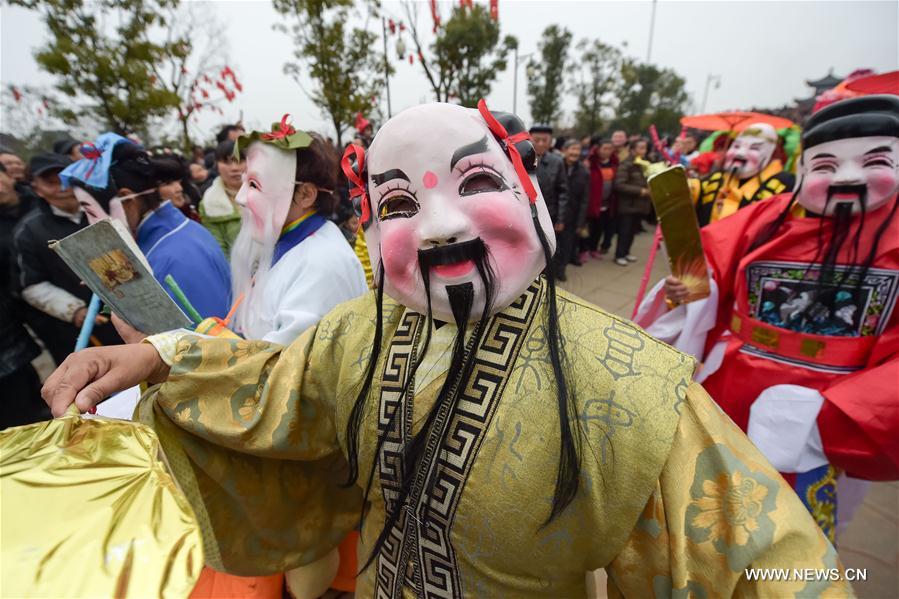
{"left": 490, "top": 0, "right": 498, "bottom": 20}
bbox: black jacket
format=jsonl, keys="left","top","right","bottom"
{"left": 0, "top": 198, "right": 39, "bottom": 377}
{"left": 535, "top": 152, "right": 569, "bottom": 225}
{"left": 563, "top": 160, "right": 590, "bottom": 229}
{"left": 614, "top": 157, "right": 651, "bottom": 216}
{"left": 12, "top": 200, "right": 119, "bottom": 365}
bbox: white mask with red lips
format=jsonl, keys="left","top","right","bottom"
{"left": 723, "top": 123, "right": 778, "bottom": 179}
{"left": 364, "top": 103, "right": 556, "bottom": 324}
{"left": 797, "top": 136, "right": 899, "bottom": 215}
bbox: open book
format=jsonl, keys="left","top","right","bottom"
{"left": 50, "top": 219, "right": 193, "bottom": 334}
{"left": 647, "top": 166, "right": 711, "bottom": 304}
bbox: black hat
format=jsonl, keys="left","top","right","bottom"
{"left": 29, "top": 152, "right": 72, "bottom": 177}
{"left": 803, "top": 94, "right": 899, "bottom": 149}
{"left": 529, "top": 123, "right": 553, "bottom": 135}
{"left": 53, "top": 136, "right": 80, "bottom": 156}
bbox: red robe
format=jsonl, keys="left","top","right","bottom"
{"left": 699, "top": 193, "right": 899, "bottom": 481}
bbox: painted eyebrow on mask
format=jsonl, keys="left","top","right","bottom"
{"left": 864, "top": 146, "right": 893, "bottom": 155}
{"left": 811, "top": 152, "right": 837, "bottom": 160}
{"left": 450, "top": 136, "right": 490, "bottom": 170}
{"left": 371, "top": 169, "right": 410, "bottom": 186}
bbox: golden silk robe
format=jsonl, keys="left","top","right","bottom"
{"left": 138, "top": 279, "right": 850, "bottom": 598}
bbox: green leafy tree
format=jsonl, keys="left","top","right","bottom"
{"left": 274, "top": 0, "right": 385, "bottom": 145}
{"left": 527, "top": 25, "right": 572, "bottom": 125}
{"left": 403, "top": 2, "right": 514, "bottom": 106}
{"left": 11, "top": 0, "right": 182, "bottom": 137}
{"left": 570, "top": 39, "right": 621, "bottom": 135}
{"left": 613, "top": 59, "right": 690, "bottom": 135}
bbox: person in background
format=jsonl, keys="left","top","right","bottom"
{"left": 579, "top": 135, "right": 592, "bottom": 161}
{"left": 157, "top": 160, "right": 201, "bottom": 222}
{"left": 0, "top": 162, "right": 47, "bottom": 429}
{"left": 610, "top": 129, "right": 628, "bottom": 162}
{"left": 582, "top": 138, "right": 618, "bottom": 259}
{"left": 12, "top": 153, "right": 118, "bottom": 366}
{"left": 216, "top": 123, "right": 245, "bottom": 144}
{"left": 334, "top": 198, "right": 359, "bottom": 246}
{"left": 679, "top": 133, "right": 700, "bottom": 166}
{"left": 189, "top": 161, "right": 210, "bottom": 189}
{"left": 561, "top": 139, "right": 590, "bottom": 271}
{"left": 530, "top": 123, "right": 570, "bottom": 280}
{"left": 62, "top": 135, "right": 232, "bottom": 322}
{"left": 0, "top": 149, "right": 27, "bottom": 182}
{"left": 613, "top": 138, "right": 651, "bottom": 266}
{"left": 199, "top": 140, "right": 245, "bottom": 256}
{"left": 53, "top": 136, "right": 83, "bottom": 162}
{"left": 0, "top": 148, "right": 40, "bottom": 208}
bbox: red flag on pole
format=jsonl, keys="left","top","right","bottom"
{"left": 429, "top": 0, "right": 440, "bottom": 31}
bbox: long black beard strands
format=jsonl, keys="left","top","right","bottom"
{"left": 530, "top": 205, "right": 583, "bottom": 526}
{"left": 344, "top": 264, "right": 386, "bottom": 493}
{"left": 359, "top": 240, "right": 496, "bottom": 573}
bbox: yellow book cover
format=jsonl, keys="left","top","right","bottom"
{"left": 648, "top": 166, "right": 711, "bottom": 303}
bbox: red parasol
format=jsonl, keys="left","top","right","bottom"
{"left": 680, "top": 111, "right": 795, "bottom": 132}
{"left": 845, "top": 70, "right": 899, "bottom": 96}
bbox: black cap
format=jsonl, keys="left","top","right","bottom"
{"left": 529, "top": 123, "right": 553, "bottom": 135}
{"left": 53, "top": 137, "right": 80, "bottom": 156}
{"left": 803, "top": 94, "right": 899, "bottom": 149}
{"left": 29, "top": 152, "right": 72, "bottom": 177}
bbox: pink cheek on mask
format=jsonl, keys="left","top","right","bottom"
{"left": 803, "top": 177, "right": 831, "bottom": 207}
{"left": 867, "top": 171, "right": 899, "bottom": 197}
{"left": 422, "top": 171, "right": 438, "bottom": 189}
{"left": 466, "top": 195, "right": 534, "bottom": 271}
{"left": 380, "top": 223, "right": 422, "bottom": 294}
{"left": 246, "top": 196, "right": 267, "bottom": 235}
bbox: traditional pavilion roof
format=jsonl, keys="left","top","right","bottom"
{"left": 806, "top": 70, "right": 843, "bottom": 91}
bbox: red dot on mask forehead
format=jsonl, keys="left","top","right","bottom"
{"left": 422, "top": 171, "right": 438, "bottom": 189}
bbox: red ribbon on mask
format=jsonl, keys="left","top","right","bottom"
{"left": 341, "top": 143, "right": 370, "bottom": 225}
{"left": 476, "top": 99, "right": 537, "bottom": 204}
{"left": 261, "top": 114, "right": 296, "bottom": 141}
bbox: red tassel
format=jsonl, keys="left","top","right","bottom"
{"left": 409, "top": 54, "right": 414, "bottom": 64}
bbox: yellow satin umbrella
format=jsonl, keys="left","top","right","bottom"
{"left": 1, "top": 406, "right": 202, "bottom": 597}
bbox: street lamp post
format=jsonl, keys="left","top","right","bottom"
{"left": 513, "top": 47, "right": 535, "bottom": 114}
{"left": 382, "top": 17, "right": 392, "bottom": 118}
{"left": 646, "top": 0, "right": 658, "bottom": 63}
{"left": 701, "top": 74, "right": 722, "bottom": 113}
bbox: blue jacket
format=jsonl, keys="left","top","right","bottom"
{"left": 137, "top": 202, "right": 232, "bottom": 320}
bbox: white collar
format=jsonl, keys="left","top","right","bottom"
{"left": 49, "top": 204, "right": 83, "bottom": 225}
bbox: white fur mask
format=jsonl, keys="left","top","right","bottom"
{"left": 230, "top": 142, "right": 297, "bottom": 337}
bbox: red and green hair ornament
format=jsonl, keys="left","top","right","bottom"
{"left": 234, "top": 114, "right": 313, "bottom": 158}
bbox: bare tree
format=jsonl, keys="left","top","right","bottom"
{"left": 150, "top": 4, "right": 244, "bottom": 151}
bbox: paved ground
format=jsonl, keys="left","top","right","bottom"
{"left": 562, "top": 229, "right": 898, "bottom": 599}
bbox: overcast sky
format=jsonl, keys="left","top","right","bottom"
{"left": 2, "top": 0, "right": 897, "bottom": 142}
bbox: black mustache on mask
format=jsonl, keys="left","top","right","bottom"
{"left": 826, "top": 183, "right": 868, "bottom": 201}
{"left": 417, "top": 238, "right": 487, "bottom": 268}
